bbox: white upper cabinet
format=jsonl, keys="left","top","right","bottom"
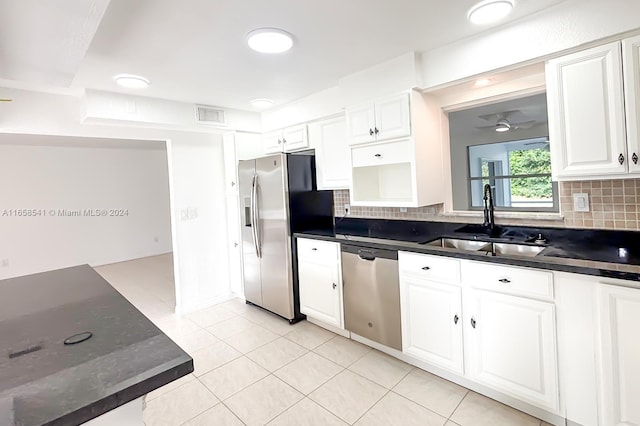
{"left": 623, "top": 35, "right": 640, "bottom": 174}
{"left": 348, "top": 91, "right": 444, "bottom": 207}
{"left": 263, "top": 124, "right": 309, "bottom": 154}
{"left": 308, "top": 116, "right": 351, "bottom": 190}
{"left": 597, "top": 283, "right": 640, "bottom": 426}
{"left": 546, "top": 41, "right": 627, "bottom": 179}
{"left": 346, "top": 93, "right": 411, "bottom": 146}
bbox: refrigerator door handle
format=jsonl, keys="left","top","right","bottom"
{"left": 251, "top": 174, "right": 262, "bottom": 258}
{"left": 254, "top": 174, "right": 262, "bottom": 258}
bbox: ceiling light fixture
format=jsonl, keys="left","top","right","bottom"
{"left": 113, "top": 74, "right": 150, "bottom": 89}
{"left": 474, "top": 78, "right": 491, "bottom": 88}
{"left": 468, "top": 0, "right": 514, "bottom": 25}
{"left": 246, "top": 28, "right": 293, "bottom": 54}
{"left": 495, "top": 119, "right": 511, "bottom": 132}
{"left": 250, "top": 98, "right": 275, "bottom": 109}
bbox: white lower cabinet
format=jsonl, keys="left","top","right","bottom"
{"left": 597, "top": 283, "right": 640, "bottom": 426}
{"left": 466, "top": 289, "right": 559, "bottom": 412}
{"left": 296, "top": 238, "right": 343, "bottom": 328}
{"left": 399, "top": 252, "right": 463, "bottom": 374}
{"left": 400, "top": 252, "right": 560, "bottom": 415}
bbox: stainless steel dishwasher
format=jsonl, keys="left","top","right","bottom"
{"left": 341, "top": 244, "right": 402, "bottom": 351}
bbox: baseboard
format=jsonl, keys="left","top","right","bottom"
{"left": 306, "top": 317, "right": 350, "bottom": 338}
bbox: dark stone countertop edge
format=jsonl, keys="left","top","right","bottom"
{"left": 293, "top": 231, "right": 640, "bottom": 283}
{"left": 47, "top": 355, "right": 193, "bottom": 426}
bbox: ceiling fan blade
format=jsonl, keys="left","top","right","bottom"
{"left": 512, "top": 120, "right": 537, "bottom": 129}
{"left": 477, "top": 110, "right": 520, "bottom": 122}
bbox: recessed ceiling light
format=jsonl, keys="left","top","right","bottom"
{"left": 468, "top": 0, "right": 514, "bottom": 25}
{"left": 474, "top": 78, "right": 491, "bottom": 88}
{"left": 250, "top": 98, "right": 275, "bottom": 109}
{"left": 113, "top": 74, "right": 150, "bottom": 89}
{"left": 246, "top": 28, "right": 293, "bottom": 54}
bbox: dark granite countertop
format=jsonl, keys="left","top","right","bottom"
{"left": 0, "top": 265, "right": 193, "bottom": 426}
{"left": 294, "top": 218, "right": 640, "bottom": 283}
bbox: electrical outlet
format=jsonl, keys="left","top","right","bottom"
{"left": 344, "top": 204, "right": 350, "bottom": 215}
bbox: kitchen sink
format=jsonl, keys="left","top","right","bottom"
{"left": 491, "top": 243, "right": 545, "bottom": 257}
{"left": 424, "top": 238, "right": 492, "bottom": 252}
{"left": 424, "top": 238, "right": 544, "bottom": 258}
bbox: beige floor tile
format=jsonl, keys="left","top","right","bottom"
{"left": 190, "top": 340, "right": 242, "bottom": 377}
{"left": 285, "top": 321, "right": 335, "bottom": 350}
{"left": 182, "top": 403, "right": 244, "bottom": 426}
{"left": 146, "top": 373, "right": 196, "bottom": 401}
{"left": 259, "top": 314, "right": 302, "bottom": 335}
{"left": 274, "top": 352, "right": 344, "bottom": 394}
{"left": 268, "top": 397, "right": 347, "bottom": 426}
{"left": 241, "top": 306, "right": 279, "bottom": 324}
{"left": 154, "top": 316, "right": 200, "bottom": 340}
{"left": 445, "top": 422, "right": 461, "bottom": 426}
{"left": 450, "top": 392, "right": 541, "bottom": 426}
{"left": 218, "top": 298, "right": 253, "bottom": 315}
{"left": 199, "top": 356, "right": 269, "bottom": 400}
{"left": 349, "top": 350, "right": 412, "bottom": 388}
{"left": 314, "top": 335, "right": 371, "bottom": 367}
{"left": 206, "top": 317, "right": 255, "bottom": 339}
{"left": 225, "top": 375, "right": 304, "bottom": 426}
{"left": 246, "top": 337, "right": 308, "bottom": 372}
{"left": 355, "top": 392, "right": 447, "bottom": 426}
{"left": 309, "top": 370, "right": 387, "bottom": 424}
{"left": 143, "top": 379, "right": 218, "bottom": 426}
{"left": 393, "top": 368, "right": 468, "bottom": 417}
{"left": 171, "top": 328, "right": 218, "bottom": 354}
{"left": 186, "top": 305, "right": 237, "bottom": 328}
{"left": 223, "top": 325, "right": 279, "bottom": 353}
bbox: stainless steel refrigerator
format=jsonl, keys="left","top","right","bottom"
{"left": 238, "top": 153, "right": 333, "bottom": 322}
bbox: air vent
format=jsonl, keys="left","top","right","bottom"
{"left": 195, "top": 105, "right": 227, "bottom": 126}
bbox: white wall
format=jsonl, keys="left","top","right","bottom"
{"left": 0, "top": 135, "right": 172, "bottom": 279}
{"left": 0, "top": 87, "right": 233, "bottom": 313}
{"left": 420, "top": 0, "right": 640, "bottom": 89}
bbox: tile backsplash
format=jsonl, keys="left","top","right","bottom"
{"left": 334, "top": 179, "right": 640, "bottom": 231}
{"left": 560, "top": 179, "right": 640, "bottom": 230}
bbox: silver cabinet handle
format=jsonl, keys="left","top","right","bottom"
{"left": 332, "top": 283, "right": 337, "bottom": 289}
{"left": 311, "top": 248, "right": 317, "bottom": 251}
{"left": 471, "top": 317, "right": 476, "bottom": 328}
{"left": 454, "top": 314, "right": 459, "bottom": 325}
{"left": 499, "top": 278, "right": 511, "bottom": 284}
{"left": 282, "top": 138, "right": 287, "bottom": 144}
{"left": 369, "top": 128, "right": 374, "bottom": 136}
{"left": 374, "top": 153, "right": 382, "bottom": 157}
{"left": 421, "top": 266, "right": 430, "bottom": 270}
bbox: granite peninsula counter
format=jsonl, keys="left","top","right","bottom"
{"left": 0, "top": 265, "right": 193, "bottom": 426}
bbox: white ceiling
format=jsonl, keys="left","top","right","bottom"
{"left": 2, "top": 0, "right": 570, "bottom": 111}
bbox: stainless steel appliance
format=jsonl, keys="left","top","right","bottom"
{"left": 341, "top": 245, "right": 402, "bottom": 350}
{"left": 238, "top": 153, "right": 333, "bottom": 322}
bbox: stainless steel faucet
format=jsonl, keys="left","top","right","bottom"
{"left": 483, "top": 183, "right": 495, "bottom": 230}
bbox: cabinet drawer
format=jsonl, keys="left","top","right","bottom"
{"left": 351, "top": 139, "right": 412, "bottom": 167}
{"left": 297, "top": 238, "right": 339, "bottom": 263}
{"left": 462, "top": 261, "right": 554, "bottom": 300}
{"left": 399, "top": 251, "right": 460, "bottom": 283}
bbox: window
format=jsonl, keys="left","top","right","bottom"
{"left": 448, "top": 92, "right": 558, "bottom": 212}
{"left": 468, "top": 137, "right": 558, "bottom": 211}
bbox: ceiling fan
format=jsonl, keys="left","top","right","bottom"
{"left": 476, "top": 110, "right": 538, "bottom": 132}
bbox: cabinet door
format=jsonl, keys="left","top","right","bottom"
{"left": 309, "top": 116, "right": 351, "bottom": 189}
{"left": 400, "top": 276, "right": 463, "bottom": 374}
{"left": 598, "top": 284, "right": 640, "bottom": 426}
{"left": 546, "top": 42, "right": 627, "bottom": 178}
{"left": 346, "top": 103, "right": 376, "bottom": 145}
{"left": 374, "top": 93, "right": 411, "bottom": 142}
{"left": 298, "top": 259, "right": 342, "bottom": 328}
{"left": 222, "top": 133, "right": 239, "bottom": 194}
{"left": 283, "top": 124, "right": 309, "bottom": 152}
{"left": 467, "top": 289, "right": 559, "bottom": 411}
{"left": 623, "top": 35, "right": 640, "bottom": 174}
{"left": 263, "top": 130, "right": 283, "bottom": 154}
